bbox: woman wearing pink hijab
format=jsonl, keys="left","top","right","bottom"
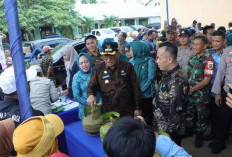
{"left": 60, "top": 45, "right": 78, "bottom": 99}
{"left": 0, "top": 118, "right": 15, "bottom": 157}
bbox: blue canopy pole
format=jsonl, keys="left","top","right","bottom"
{"left": 4, "top": 0, "right": 32, "bottom": 120}
{"left": 166, "top": 0, "right": 170, "bottom": 27}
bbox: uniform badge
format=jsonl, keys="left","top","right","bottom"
{"left": 105, "top": 80, "right": 109, "bottom": 84}
{"left": 207, "top": 61, "right": 213, "bottom": 69}
{"left": 228, "top": 58, "right": 232, "bottom": 62}
{"left": 102, "top": 74, "right": 110, "bottom": 79}
{"left": 121, "top": 70, "right": 126, "bottom": 76}
{"left": 105, "top": 44, "right": 112, "bottom": 52}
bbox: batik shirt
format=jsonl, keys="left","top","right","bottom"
{"left": 187, "top": 53, "right": 214, "bottom": 97}
{"left": 153, "top": 65, "right": 189, "bottom": 135}
{"left": 88, "top": 61, "right": 142, "bottom": 116}
{"left": 40, "top": 54, "right": 53, "bottom": 78}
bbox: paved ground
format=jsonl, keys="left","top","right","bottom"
{"left": 182, "top": 135, "right": 232, "bottom": 157}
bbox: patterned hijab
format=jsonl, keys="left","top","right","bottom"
{"left": 61, "top": 45, "right": 78, "bottom": 88}
{"left": 0, "top": 118, "right": 15, "bottom": 157}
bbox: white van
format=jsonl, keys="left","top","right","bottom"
{"left": 91, "top": 29, "right": 116, "bottom": 39}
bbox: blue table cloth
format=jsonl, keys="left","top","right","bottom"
{"left": 65, "top": 121, "right": 106, "bottom": 157}
{"left": 57, "top": 106, "right": 79, "bottom": 125}
{"left": 57, "top": 106, "right": 79, "bottom": 154}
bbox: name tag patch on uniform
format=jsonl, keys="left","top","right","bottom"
{"left": 229, "top": 51, "right": 232, "bottom": 55}
{"left": 207, "top": 61, "right": 214, "bottom": 69}
{"left": 102, "top": 74, "right": 110, "bottom": 80}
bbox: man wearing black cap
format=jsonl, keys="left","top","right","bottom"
{"left": 177, "top": 29, "right": 193, "bottom": 71}
{"left": 166, "top": 26, "right": 181, "bottom": 47}
{"left": 190, "top": 20, "right": 197, "bottom": 32}
{"left": 87, "top": 42, "right": 142, "bottom": 117}
{"left": 196, "top": 22, "right": 202, "bottom": 36}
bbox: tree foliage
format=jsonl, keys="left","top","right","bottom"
{"left": 79, "top": 16, "right": 94, "bottom": 35}
{"left": 0, "top": 0, "right": 79, "bottom": 40}
{"left": 81, "top": 0, "right": 97, "bottom": 4}
{"left": 102, "top": 15, "right": 118, "bottom": 28}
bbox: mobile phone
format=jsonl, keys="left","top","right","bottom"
{"left": 230, "top": 86, "right": 232, "bottom": 94}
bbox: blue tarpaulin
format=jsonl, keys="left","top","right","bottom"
{"left": 4, "top": 0, "right": 32, "bottom": 120}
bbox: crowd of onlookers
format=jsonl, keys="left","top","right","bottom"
{"left": 1, "top": 19, "right": 232, "bottom": 157}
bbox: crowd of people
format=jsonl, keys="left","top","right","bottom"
{"left": 0, "top": 19, "right": 232, "bottom": 157}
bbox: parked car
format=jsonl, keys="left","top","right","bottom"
{"left": 91, "top": 29, "right": 115, "bottom": 40}
{"left": 41, "top": 33, "right": 62, "bottom": 39}
{"left": 23, "top": 38, "right": 71, "bottom": 65}
{"left": 51, "top": 40, "right": 85, "bottom": 85}
{"left": 23, "top": 38, "right": 71, "bottom": 53}
{"left": 130, "top": 25, "right": 146, "bottom": 31}
{"left": 110, "top": 26, "right": 133, "bottom": 35}
{"left": 146, "top": 23, "right": 161, "bottom": 30}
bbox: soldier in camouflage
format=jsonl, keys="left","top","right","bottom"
{"left": 185, "top": 36, "right": 214, "bottom": 148}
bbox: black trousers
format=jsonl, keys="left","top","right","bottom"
{"left": 215, "top": 91, "right": 232, "bottom": 144}
{"left": 208, "top": 95, "right": 219, "bottom": 136}
{"left": 141, "top": 97, "right": 153, "bottom": 126}
{"left": 170, "top": 134, "right": 182, "bottom": 146}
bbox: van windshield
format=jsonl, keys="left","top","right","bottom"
{"left": 101, "top": 29, "right": 115, "bottom": 34}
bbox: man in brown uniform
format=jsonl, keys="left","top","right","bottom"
{"left": 87, "top": 42, "right": 142, "bottom": 117}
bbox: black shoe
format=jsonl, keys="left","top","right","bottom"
{"left": 204, "top": 134, "right": 214, "bottom": 141}
{"left": 195, "top": 133, "right": 203, "bottom": 148}
{"left": 211, "top": 142, "right": 226, "bottom": 154}
{"left": 184, "top": 128, "right": 194, "bottom": 137}
{"left": 208, "top": 141, "right": 217, "bottom": 149}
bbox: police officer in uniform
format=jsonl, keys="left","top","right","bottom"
{"left": 204, "top": 30, "right": 226, "bottom": 141}
{"left": 177, "top": 29, "right": 193, "bottom": 71}
{"left": 185, "top": 36, "right": 214, "bottom": 148}
{"left": 210, "top": 46, "right": 232, "bottom": 154}
{"left": 87, "top": 42, "right": 142, "bottom": 117}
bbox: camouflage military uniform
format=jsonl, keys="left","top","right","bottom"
{"left": 186, "top": 53, "right": 214, "bottom": 133}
